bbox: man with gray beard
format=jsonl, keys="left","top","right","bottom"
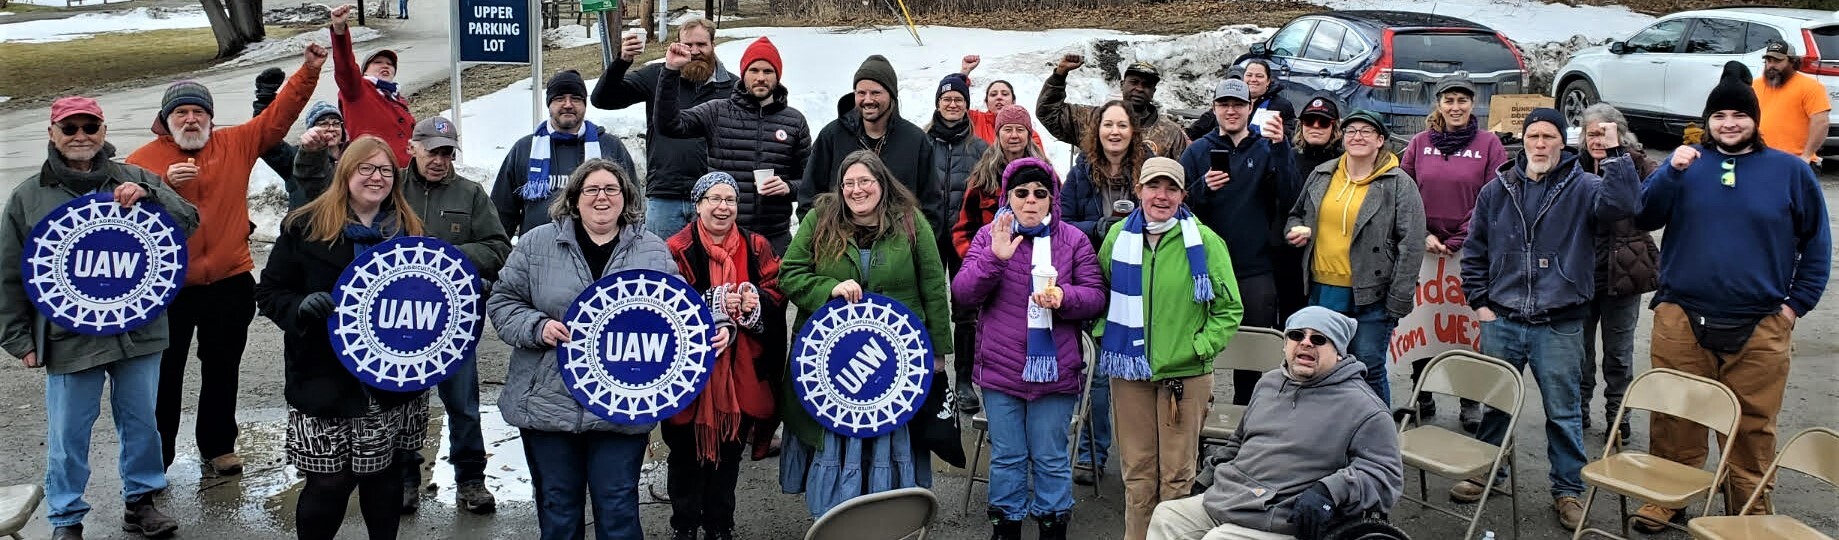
{"left": 1751, "top": 39, "right": 1831, "bottom": 167}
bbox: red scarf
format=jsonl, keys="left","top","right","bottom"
{"left": 668, "top": 223, "right": 774, "bottom": 464}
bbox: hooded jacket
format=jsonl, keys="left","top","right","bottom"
{"left": 801, "top": 96, "right": 943, "bottom": 229}
{"left": 1035, "top": 71, "right": 1190, "bottom": 158}
{"left": 489, "top": 124, "right": 638, "bottom": 237}
{"left": 1, "top": 144, "right": 200, "bottom": 375}
{"left": 1461, "top": 148, "right": 1638, "bottom": 323}
{"left": 1201, "top": 360, "right": 1402, "bottom": 535}
{"left": 949, "top": 162, "right": 1107, "bottom": 400}
{"left": 654, "top": 69, "right": 812, "bottom": 243}
{"left": 1286, "top": 155, "right": 1427, "bottom": 318}
{"left": 1094, "top": 220, "right": 1243, "bottom": 381}
{"left": 591, "top": 57, "right": 738, "bottom": 200}
{"left": 1180, "top": 130, "right": 1302, "bottom": 279}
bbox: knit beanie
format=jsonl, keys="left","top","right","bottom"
{"left": 994, "top": 104, "right": 1032, "bottom": 134}
{"left": 854, "top": 55, "right": 899, "bottom": 104}
{"left": 740, "top": 37, "right": 782, "bottom": 77}
{"left": 546, "top": 70, "right": 588, "bottom": 103}
{"left": 1702, "top": 61, "right": 1761, "bottom": 124}
{"left": 1523, "top": 107, "right": 1567, "bottom": 135}
{"left": 1285, "top": 306, "right": 1357, "bottom": 357}
{"left": 936, "top": 73, "right": 970, "bottom": 104}
{"left": 691, "top": 171, "right": 737, "bottom": 202}
{"left": 302, "top": 101, "right": 342, "bottom": 128}
{"left": 154, "top": 81, "right": 214, "bottom": 135}
{"left": 1002, "top": 157, "right": 1056, "bottom": 192}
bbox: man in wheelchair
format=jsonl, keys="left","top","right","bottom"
{"left": 1148, "top": 307, "right": 1404, "bottom": 540}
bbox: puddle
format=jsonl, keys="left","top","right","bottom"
{"left": 424, "top": 404, "right": 673, "bottom": 507}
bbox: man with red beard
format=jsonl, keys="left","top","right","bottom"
{"left": 126, "top": 44, "right": 326, "bottom": 478}
{"left": 800, "top": 55, "right": 944, "bottom": 229}
{"left": 1751, "top": 39, "right": 1831, "bottom": 168}
{"left": 592, "top": 16, "right": 738, "bottom": 239}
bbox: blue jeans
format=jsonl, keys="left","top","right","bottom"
{"left": 521, "top": 429, "right": 647, "bottom": 540}
{"left": 46, "top": 352, "right": 168, "bottom": 528}
{"left": 1582, "top": 294, "right": 1640, "bottom": 416}
{"left": 646, "top": 197, "right": 695, "bottom": 239}
{"left": 1476, "top": 316, "right": 1588, "bottom": 497}
{"left": 397, "top": 0, "right": 407, "bottom": 15}
{"left": 984, "top": 391, "right": 1076, "bottom": 520}
{"left": 1310, "top": 286, "right": 1396, "bottom": 405}
{"left": 401, "top": 354, "right": 486, "bottom": 483}
{"left": 1075, "top": 375, "right": 1110, "bottom": 470}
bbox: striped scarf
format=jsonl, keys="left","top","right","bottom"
{"left": 1100, "top": 206, "right": 1212, "bottom": 381}
{"left": 519, "top": 120, "right": 601, "bottom": 201}
{"left": 1002, "top": 208, "right": 1059, "bottom": 383}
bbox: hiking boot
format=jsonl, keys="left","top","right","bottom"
{"left": 457, "top": 480, "right": 496, "bottom": 514}
{"left": 122, "top": 495, "right": 177, "bottom": 538}
{"left": 1632, "top": 504, "right": 1681, "bottom": 534}
{"left": 956, "top": 380, "right": 982, "bottom": 414}
{"left": 1449, "top": 478, "right": 1491, "bottom": 504}
{"left": 52, "top": 524, "right": 83, "bottom": 540}
{"left": 1035, "top": 513, "right": 1070, "bottom": 540}
{"left": 1072, "top": 464, "right": 1096, "bottom": 486}
{"left": 207, "top": 453, "right": 244, "bottom": 476}
{"left": 1460, "top": 400, "right": 1483, "bottom": 433}
{"left": 988, "top": 509, "right": 1022, "bottom": 540}
{"left": 1555, "top": 496, "right": 1585, "bottom": 530}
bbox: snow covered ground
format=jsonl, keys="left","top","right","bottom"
{"left": 214, "top": 26, "right": 383, "bottom": 70}
{"left": 12, "top": 0, "right": 133, "bottom": 6}
{"left": 0, "top": 6, "right": 210, "bottom": 43}
{"left": 543, "top": 24, "right": 602, "bottom": 50}
{"left": 1314, "top": 0, "right": 1654, "bottom": 43}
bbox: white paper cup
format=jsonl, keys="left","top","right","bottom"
{"left": 753, "top": 168, "right": 774, "bottom": 185}
{"left": 1031, "top": 266, "right": 1058, "bottom": 293}
{"left": 1253, "top": 109, "right": 1280, "bottom": 129}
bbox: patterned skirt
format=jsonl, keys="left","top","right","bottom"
{"left": 286, "top": 395, "right": 428, "bottom": 475}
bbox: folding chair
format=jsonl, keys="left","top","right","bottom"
{"left": 1687, "top": 427, "right": 1839, "bottom": 540}
{"left": 0, "top": 484, "right": 41, "bottom": 540}
{"left": 807, "top": 487, "right": 939, "bottom": 540}
{"left": 962, "top": 334, "right": 1100, "bottom": 515}
{"left": 1394, "top": 350, "right": 1526, "bottom": 540}
{"left": 1574, "top": 368, "right": 1742, "bottom": 540}
{"left": 1198, "top": 326, "right": 1286, "bottom": 447}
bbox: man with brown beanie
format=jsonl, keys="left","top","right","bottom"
{"left": 126, "top": 43, "right": 326, "bottom": 478}
{"left": 801, "top": 54, "right": 943, "bottom": 229}
{"left": 1628, "top": 61, "right": 1830, "bottom": 533}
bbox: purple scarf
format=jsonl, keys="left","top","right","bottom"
{"left": 1429, "top": 117, "right": 1479, "bottom": 160}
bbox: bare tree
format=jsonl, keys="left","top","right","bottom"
{"left": 201, "top": 0, "right": 268, "bottom": 59}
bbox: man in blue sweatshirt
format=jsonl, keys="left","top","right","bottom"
{"left": 1180, "top": 77, "right": 1301, "bottom": 407}
{"left": 1456, "top": 107, "right": 1639, "bottom": 530}
{"left": 1628, "top": 62, "right": 1830, "bottom": 532}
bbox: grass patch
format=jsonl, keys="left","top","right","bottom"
{"left": 0, "top": 25, "right": 305, "bottom": 105}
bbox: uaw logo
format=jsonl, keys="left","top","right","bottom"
{"left": 24, "top": 194, "right": 187, "bottom": 335}
{"left": 792, "top": 293, "right": 934, "bottom": 438}
{"left": 558, "top": 269, "right": 716, "bottom": 425}
{"left": 329, "top": 237, "right": 482, "bottom": 392}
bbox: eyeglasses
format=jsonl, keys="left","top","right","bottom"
{"left": 700, "top": 195, "right": 738, "bottom": 207}
{"left": 581, "top": 185, "right": 622, "bottom": 198}
{"left": 1301, "top": 117, "right": 1335, "bottom": 129}
{"left": 1010, "top": 188, "right": 1051, "bottom": 200}
{"left": 1721, "top": 158, "right": 1737, "bottom": 188}
{"left": 425, "top": 147, "right": 457, "bottom": 159}
{"left": 57, "top": 123, "right": 102, "bottom": 136}
{"left": 1285, "top": 329, "right": 1330, "bottom": 347}
{"left": 840, "top": 178, "right": 877, "bottom": 191}
{"left": 355, "top": 164, "right": 395, "bottom": 178}
{"left": 1343, "top": 127, "right": 1381, "bottom": 139}
{"left": 314, "top": 119, "right": 345, "bottom": 129}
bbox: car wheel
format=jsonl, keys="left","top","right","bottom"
{"left": 1560, "top": 78, "right": 1598, "bottom": 129}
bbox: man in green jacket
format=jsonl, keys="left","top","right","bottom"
{"left": 1, "top": 97, "right": 198, "bottom": 540}
{"left": 1095, "top": 156, "right": 1242, "bottom": 540}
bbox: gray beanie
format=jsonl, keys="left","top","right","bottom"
{"left": 154, "top": 80, "right": 214, "bottom": 135}
{"left": 691, "top": 171, "right": 738, "bottom": 202}
{"left": 1285, "top": 306, "right": 1358, "bottom": 355}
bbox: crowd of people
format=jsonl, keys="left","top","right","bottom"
{"left": 0, "top": 9, "right": 1831, "bottom": 540}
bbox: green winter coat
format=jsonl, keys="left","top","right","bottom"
{"left": 777, "top": 209, "right": 953, "bottom": 447}
{"left": 1, "top": 144, "right": 200, "bottom": 374}
{"left": 1094, "top": 219, "right": 1243, "bottom": 381}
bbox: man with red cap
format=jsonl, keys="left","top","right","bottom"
{"left": 653, "top": 36, "right": 811, "bottom": 254}
{"left": 327, "top": 3, "right": 414, "bottom": 164}
{"left": 3, "top": 97, "right": 199, "bottom": 540}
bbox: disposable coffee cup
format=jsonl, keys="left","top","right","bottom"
{"left": 1032, "top": 266, "right": 1058, "bottom": 293}
{"left": 1252, "top": 109, "right": 1280, "bottom": 129}
{"left": 753, "top": 168, "right": 774, "bottom": 185}
{"left": 627, "top": 27, "right": 648, "bottom": 44}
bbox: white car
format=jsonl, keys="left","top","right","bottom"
{"left": 1552, "top": 7, "right": 1839, "bottom": 152}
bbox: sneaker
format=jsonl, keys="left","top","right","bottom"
{"left": 207, "top": 453, "right": 244, "bottom": 476}
{"left": 1072, "top": 465, "right": 1096, "bottom": 486}
{"left": 1448, "top": 478, "right": 1491, "bottom": 503}
{"left": 1555, "top": 496, "right": 1585, "bottom": 530}
{"left": 1460, "top": 401, "right": 1483, "bottom": 433}
{"left": 956, "top": 380, "right": 982, "bottom": 414}
{"left": 1632, "top": 504, "right": 1680, "bottom": 534}
{"left": 457, "top": 480, "right": 496, "bottom": 514}
{"left": 52, "top": 524, "right": 83, "bottom": 540}
{"left": 122, "top": 495, "right": 178, "bottom": 538}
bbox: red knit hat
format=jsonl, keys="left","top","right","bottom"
{"left": 740, "top": 37, "right": 782, "bottom": 76}
{"left": 995, "top": 104, "right": 1032, "bottom": 133}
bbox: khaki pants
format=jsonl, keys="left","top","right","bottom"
{"left": 1647, "top": 302, "right": 1793, "bottom": 514}
{"left": 1113, "top": 374, "right": 1212, "bottom": 540}
{"left": 1147, "top": 495, "right": 1296, "bottom": 540}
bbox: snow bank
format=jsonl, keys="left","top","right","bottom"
{"left": 0, "top": 6, "right": 209, "bottom": 44}
{"left": 263, "top": 4, "right": 330, "bottom": 26}
{"left": 544, "top": 24, "right": 601, "bottom": 50}
{"left": 13, "top": 0, "right": 132, "bottom": 6}
{"left": 1524, "top": 35, "right": 1609, "bottom": 96}
{"left": 215, "top": 26, "right": 382, "bottom": 70}
{"left": 1311, "top": 0, "right": 1652, "bottom": 43}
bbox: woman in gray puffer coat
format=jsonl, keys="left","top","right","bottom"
{"left": 488, "top": 159, "right": 731, "bottom": 540}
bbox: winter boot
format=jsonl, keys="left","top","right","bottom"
{"left": 987, "top": 509, "right": 1022, "bottom": 540}
{"left": 1035, "top": 512, "right": 1070, "bottom": 540}
{"left": 122, "top": 495, "right": 177, "bottom": 538}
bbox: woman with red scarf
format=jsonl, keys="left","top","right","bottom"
{"left": 664, "top": 171, "right": 787, "bottom": 540}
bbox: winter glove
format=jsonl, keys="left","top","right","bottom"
{"left": 253, "top": 67, "right": 285, "bottom": 116}
{"left": 1287, "top": 482, "right": 1336, "bottom": 540}
{"left": 297, "top": 292, "right": 334, "bottom": 320}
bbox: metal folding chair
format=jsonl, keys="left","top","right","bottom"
{"left": 961, "top": 334, "right": 1100, "bottom": 515}
{"left": 1574, "top": 368, "right": 1742, "bottom": 540}
{"left": 1687, "top": 427, "right": 1839, "bottom": 540}
{"left": 1395, "top": 350, "right": 1526, "bottom": 540}
{"left": 1198, "top": 326, "right": 1286, "bottom": 447}
{"left": 806, "top": 487, "right": 938, "bottom": 540}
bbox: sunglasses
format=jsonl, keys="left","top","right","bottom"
{"left": 1010, "top": 187, "right": 1051, "bottom": 200}
{"left": 57, "top": 123, "right": 102, "bottom": 136}
{"left": 1721, "top": 158, "right": 1737, "bottom": 188}
{"left": 1301, "top": 117, "right": 1335, "bottom": 129}
{"left": 1285, "top": 329, "right": 1330, "bottom": 347}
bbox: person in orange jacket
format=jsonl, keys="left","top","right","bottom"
{"left": 327, "top": 4, "right": 414, "bottom": 164}
{"left": 958, "top": 54, "right": 1045, "bottom": 150}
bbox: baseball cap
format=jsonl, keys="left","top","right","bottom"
{"left": 1213, "top": 78, "right": 1250, "bottom": 103}
{"left": 1762, "top": 39, "right": 1794, "bottom": 60}
{"left": 1299, "top": 96, "right": 1339, "bottom": 123}
{"left": 363, "top": 49, "right": 399, "bottom": 69}
{"left": 1124, "top": 62, "right": 1161, "bottom": 83}
{"left": 51, "top": 96, "right": 104, "bottom": 123}
{"left": 412, "top": 116, "right": 458, "bottom": 150}
{"left": 1137, "top": 156, "right": 1185, "bottom": 188}
{"left": 1432, "top": 72, "right": 1478, "bottom": 97}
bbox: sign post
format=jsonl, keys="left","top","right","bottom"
{"left": 581, "top": 0, "right": 618, "bottom": 70}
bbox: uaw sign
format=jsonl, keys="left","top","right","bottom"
{"left": 1389, "top": 252, "right": 1482, "bottom": 362}
{"left": 24, "top": 194, "right": 187, "bottom": 335}
{"left": 329, "top": 237, "right": 482, "bottom": 392}
{"left": 558, "top": 269, "right": 716, "bottom": 425}
{"left": 792, "top": 294, "right": 934, "bottom": 438}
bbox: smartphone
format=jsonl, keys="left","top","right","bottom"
{"left": 1210, "top": 150, "right": 1233, "bottom": 172}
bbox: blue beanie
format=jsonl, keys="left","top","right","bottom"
{"left": 936, "top": 73, "right": 970, "bottom": 104}
{"left": 691, "top": 171, "right": 738, "bottom": 202}
{"left": 302, "top": 101, "right": 342, "bottom": 128}
{"left": 1523, "top": 107, "right": 1567, "bottom": 134}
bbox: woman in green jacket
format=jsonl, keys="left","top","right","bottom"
{"left": 777, "top": 150, "right": 954, "bottom": 518}
{"left": 1094, "top": 156, "right": 1242, "bottom": 540}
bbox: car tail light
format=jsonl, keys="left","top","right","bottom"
{"left": 1360, "top": 28, "right": 1396, "bottom": 87}
{"left": 1801, "top": 29, "right": 1839, "bottom": 76}
{"left": 1499, "top": 32, "right": 1531, "bottom": 88}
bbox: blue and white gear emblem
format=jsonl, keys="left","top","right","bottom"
{"left": 558, "top": 269, "right": 716, "bottom": 425}
{"left": 791, "top": 293, "right": 934, "bottom": 438}
{"left": 23, "top": 193, "right": 188, "bottom": 335}
{"left": 328, "top": 237, "right": 482, "bottom": 392}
